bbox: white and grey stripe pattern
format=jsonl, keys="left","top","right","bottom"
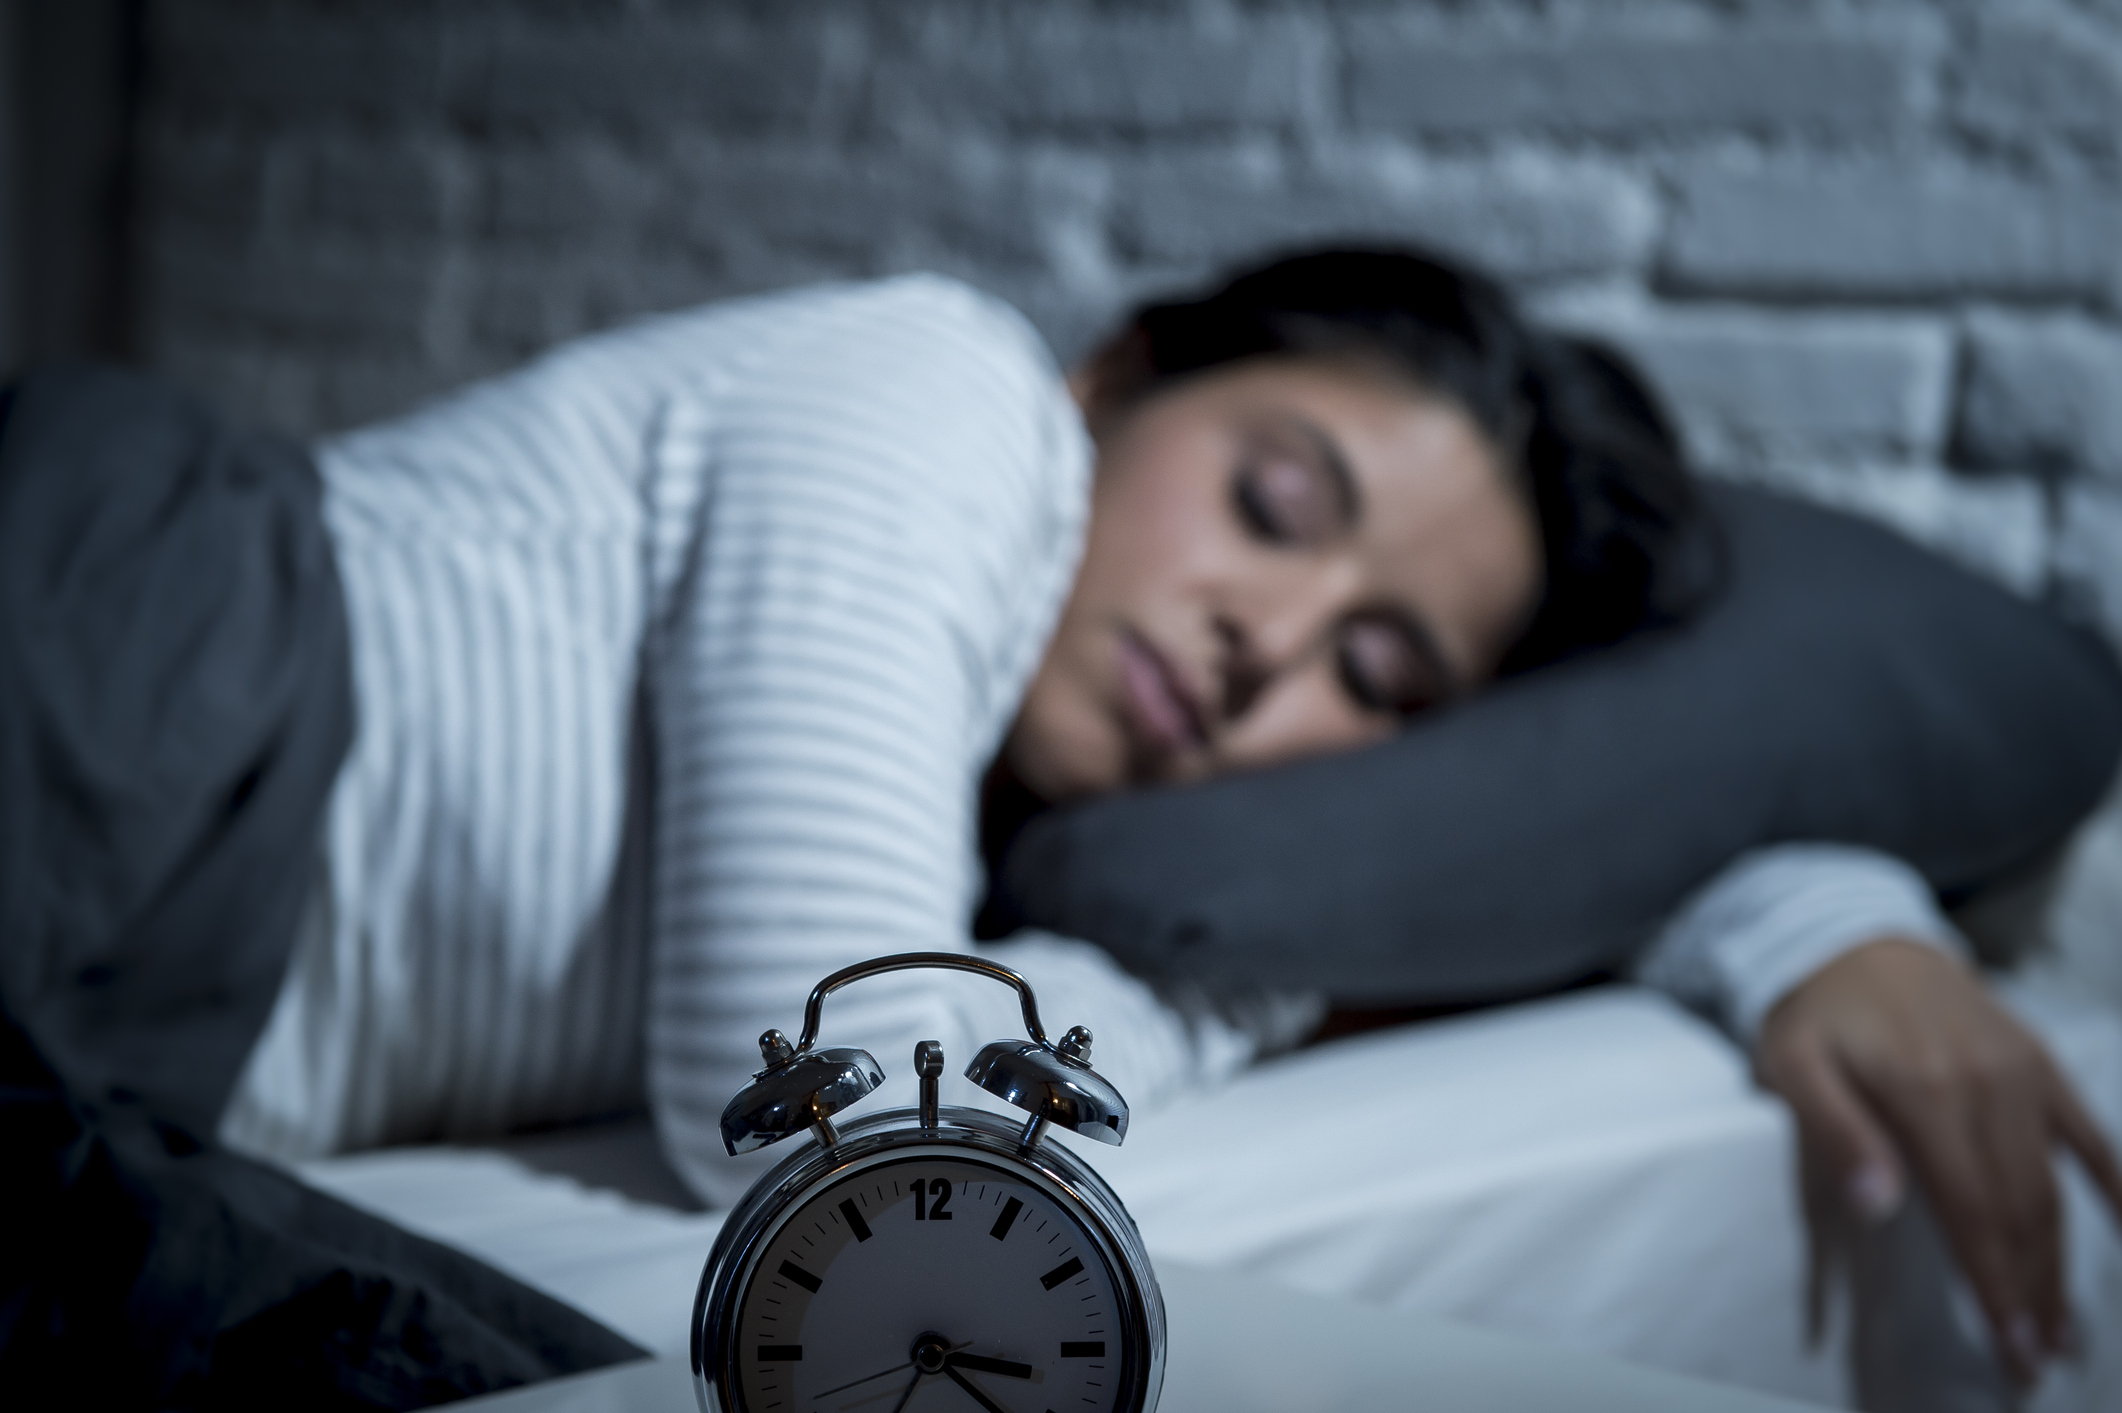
{"left": 220, "top": 276, "right": 1290, "bottom": 1198}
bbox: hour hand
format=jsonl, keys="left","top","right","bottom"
{"left": 940, "top": 1363, "right": 1016, "bottom": 1413}
{"left": 944, "top": 1352, "right": 1033, "bottom": 1379}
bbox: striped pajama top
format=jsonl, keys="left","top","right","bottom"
{"left": 220, "top": 277, "right": 1307, "bottom": 1204}
{"left": 220, "top": 275, "right": 1961, "bottom": 1207}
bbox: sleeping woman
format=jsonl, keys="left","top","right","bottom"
{"left": 2, "top": 247, "right": 2115, "bottom": 1401}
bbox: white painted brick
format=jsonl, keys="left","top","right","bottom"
{"left": 149, "top": 232, "right": 447, "bottom": 355}
{"left": 464, "top": 254, "right": 726, "bottom": 361}
{"left": 463, "top": 257, "right": 600, "bottom": 357}
{"left": 311, "top": 354, "right": 481, "bottom": 434}
{"left": 486, "top": 141, "right": 663, "bottom": 245}
{"left": 299, "top": 136, "right": 467, "bottom": 241}
{"left": 1665, "top": 166, "right": 2122, "bottom": 300}
{"left": 1550, "top": 305, "right": 1955, "bottom": 470}
{"left": 1957, "top": 10, "right": 2122, "bottom": 138}
{"left": 1114, "top": 147, "right": 1656, "bottom": 283}
{"left": 1347, "top": 19, "right": 1936, "bottom": 137}
{"left": 2056, "top": 484, "right": 2122, "bottom": 644}
{"left": 468, "top": 16, "right": 838, "bottom": 133}
{"left": 875, "top": 14, "right": 1324, "bottom": 134}
{"left": 671, "top": 143, "right": 1103, "bottom": 279}
{"left": 1958, "top": 313, "right": 2122, "bottom": 483}
{"left": 146, "top": 332, "right": 320, "bottom": 436}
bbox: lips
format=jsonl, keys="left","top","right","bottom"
{"left": 1116, "top": 631, "right": 1208, "bottom": 756}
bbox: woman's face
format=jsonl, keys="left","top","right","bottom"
{"left": 1006, "top": 355, "right": 1542, "bottom": 802}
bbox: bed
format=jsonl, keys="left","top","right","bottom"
{"left": 295, "top": 961, "right": 2122, "bottom": 1411}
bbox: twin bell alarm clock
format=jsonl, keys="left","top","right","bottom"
{"left": 691, "top": 952, "right": 1166, "bottom": 1413}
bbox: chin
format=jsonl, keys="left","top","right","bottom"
{"left": 1008, "top": 713, "right": 1127, "bottom": 805}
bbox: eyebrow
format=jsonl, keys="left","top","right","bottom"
{"left": 1281, "top": 414, "right": 1362, "bottom": 529}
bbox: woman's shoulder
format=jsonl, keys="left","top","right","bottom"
{"left": 690, "top": 275, "right": 1087, "bottom": 509}
{"left": 318, "top": 275, "right": 1084, "bottom": 543}
{"left": 766, "top": 271, "right": 1042, "bottom": 342}
{"left": 687, "top": 275, "right": 1092, "bottom": 632}
{"left": 636, "top": 273, "right": 1064, "bottom": 410}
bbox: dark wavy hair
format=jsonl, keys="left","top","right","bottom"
{"left": 1084, "top": 247, "right": 1718, "bottom": 672}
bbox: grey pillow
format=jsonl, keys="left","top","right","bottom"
{"left": 991, "top": 485, "right": 2122, "bottom": 1003}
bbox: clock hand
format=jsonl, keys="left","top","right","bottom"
{"left": 815, "top": 1339, "right": 974, "bottom": 1399}
{"left": 944, "top": 1352, "right": 1033, "bottom": 1379}
{"left": 885, "top": 1367, "right": 926, "bottom": 1413}
{"left": 815, "top": 1360, "right": 915, "bottom": 1399}
{"left": 940, "top": 1362, "right": 1016, "bottom": 1413}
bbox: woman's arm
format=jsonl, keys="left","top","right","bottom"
{"left": 637, "top": 278, "right": 1280, "bottom": 1207}
{"left": 1640, "top": 845, "right": 2122, "bottom": 1379}
{"left": 1757, "top": 939, "right": 2122, "bottom": 1379}
{"left": 1634, "top": 843, "right": 1965, "bottom": 1041}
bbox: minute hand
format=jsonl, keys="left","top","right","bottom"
{"left": 945, "top": 1353, "right": 1033, "bottom": 1379}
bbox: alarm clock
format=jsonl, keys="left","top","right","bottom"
{"left": 691, "top": 952, "right": 1165, "bottom": 1413}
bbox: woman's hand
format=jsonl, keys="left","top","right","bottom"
{"left": 1755, "top": 937, "right": 2122, "bottom": 1380}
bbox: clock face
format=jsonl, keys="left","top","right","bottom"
{"left": 731, "top": 1152, "right": 1129, "bottom": 1413}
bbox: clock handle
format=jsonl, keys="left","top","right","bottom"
{"left": 721, "top": 951, "right": 1128, "bottom": 1155}
{"left": 796, "top": 951, "right": 1050, "bottom": 1050}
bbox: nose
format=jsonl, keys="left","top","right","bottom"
{"left": 1212, "top": 562, "right": 1360, "bottom": 723}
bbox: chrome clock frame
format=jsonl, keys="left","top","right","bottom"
{"left": 691, "top": 1105, "right": 1166, "bottom": 1413}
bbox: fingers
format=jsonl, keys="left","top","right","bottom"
{"left": 1870, "top": 1061, "right": 2039, "bottom": 1376}
{"left": 1971, "top": 1072, "right": 2065, "bottom": 1363}
{"left": 1775, "top": 1023, "right": 2048, "bottom": 1381}
{"left": 2050, "top": 1063, "right": 2122, "bottom": 1234}
{"left": 1759, "top": 940, "right": 2122, "bottom": 1384}
{"left": 1760, "top": 1029, "right": 1906, "bottom": 1221}
{"left": 1864, "top": 1019, "right": 2102, "bottom": 1379}
{"left": 1764, "top": 1038, "right": 1897, "bottom": 1345}
{"left": 2043, "top": 1054, "right": 2122, "bottom": 1359}
{"left": 1758, "top": 1025, "right": 1912, "bottom": 1348}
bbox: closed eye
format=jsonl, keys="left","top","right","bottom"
{"left": 1233, "top": 470, "right": 1290, "bottom": 542}
{"left": 1336, "top": 611, "right": 1457, "bottom": 717}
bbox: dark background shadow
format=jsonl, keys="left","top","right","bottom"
{"left": 2, "top": 0, "right": 142, "bottom": 375}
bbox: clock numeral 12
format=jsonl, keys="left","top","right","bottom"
{"left": 910, "top": 1177, "right": 954, "bottom": 1221}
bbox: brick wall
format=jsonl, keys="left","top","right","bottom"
{"left": 135, "top": 0, "right": 2122, "bottom": 636}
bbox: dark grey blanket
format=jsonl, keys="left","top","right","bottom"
{"left": 0, "top": 367, "right": 642, "bottom": 1408}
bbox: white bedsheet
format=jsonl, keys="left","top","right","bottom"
{"left": 298, "top": 976, "right": 2122, "bottom": 1411}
